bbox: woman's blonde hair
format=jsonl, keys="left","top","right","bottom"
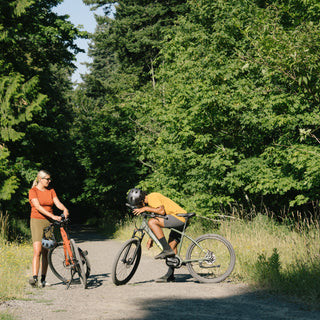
{"left": 32, "top": 170, "right": 51, "bottom": 187}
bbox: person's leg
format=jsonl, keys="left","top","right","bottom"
{"left": 155, "top": 239, "right": 178, "bottom": 282}
{"left": 156, "top": 216, "right": 185, "bottom": 282}
{"left": 41, "top": 247, "right": 48, "bottom": 275}
{"left": 30, "top": 241, "right": 42, "bottom": 286}
{"left": 40, "top": 247, "right": 51, "bottom": 287}
{"left": 30, "top": 218, "right": 51, "bottom": 287}
{"left": 148, "top": 218, "right": 175, "bottom": 259}
{"left": 148, "top": 217, "right": 165, "bottom": 239}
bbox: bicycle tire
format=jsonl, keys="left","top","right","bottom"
{"left": 48, "top": 242, "right": 73, "bottom": 283}
{"left": 111, "top": 238, "right": 142, "bottom": 286}
{"left": 186, "top": 234, "right": 236, "bottom": 283}
{"left": 70, "top": 239, "right": 87, "bottom": 289}
{"left": 79, "top": 247, "right": 91, "bottom": 279}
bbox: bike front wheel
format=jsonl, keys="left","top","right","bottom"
{"left": 70, "top": 239, "right": 87, "bottom": 289}
{"left": 112, "top": 238, "right": 142, "bottom": 286}
{"left": 48, "top": 242, "right": 90, "bottom": 284}
{"left": 186, "top": 234, "right": 236, "bottom": 283}
{"left": 48, "top": 242, "right": 73, "bottom": 283}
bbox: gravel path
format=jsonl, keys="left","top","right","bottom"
{"left": 2, "top": 226, "right": 320, "bottom": 320}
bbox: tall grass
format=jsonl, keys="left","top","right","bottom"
{"left": 0, "top": 238, "right": 33, "bottom": 300}
{"left": 0, "top": 210, "right": 32, "bottom": 301}
{"left": 113, "top": 213, "right": 320, "bottom": 309}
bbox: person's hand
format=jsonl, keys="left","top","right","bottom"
{"left": 52, "top": 215, "right": 62, "bottom": 222}
{"left": 63, "top": 209, "right": 69, "bottom": 218}
{"left": 146, "top": 238, "right": 153, "bottom": 250}
{"left": 133, "top": 207, "right": 145, "bottom": 216}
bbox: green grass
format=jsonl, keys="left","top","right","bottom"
{"left": 0, "top": 239, "right": 33, "bottom": 301}
{"left": 113, "top": 213, "right": 320, "bottom": 310}
{"left": 0, "top": 313, "right": 18, "bottom": 320}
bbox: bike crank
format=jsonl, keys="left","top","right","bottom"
{"left": 165, "top": 256, "right": 182, "bottom": 268}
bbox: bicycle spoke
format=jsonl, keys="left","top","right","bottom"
{"left": 186, "top": 234, "right": 235, "bottom": 283}
{"left": 112, "top": 238, "right": 141, "bottom": 285}
{"left": 48, "top": 243, "right": 73, "bottom": 283}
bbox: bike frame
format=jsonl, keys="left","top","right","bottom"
{"left": 59, "top": 226, "right": 75, "bottom": 267}
{"left": 132, "top": 214, "right": 208, "bottom": 265}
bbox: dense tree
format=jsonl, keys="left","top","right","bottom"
{"left": 68, "top": 0, "right": 190, "bottom": 220}
{"left": 130, "top": 0, "right": 320, "bottom": 215}
{"left": 0, "top": 0, "right": 85, "bottom": 227}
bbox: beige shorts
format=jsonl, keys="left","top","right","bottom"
{"left": 30, "top": 218, "right": 51, "bottom": 243}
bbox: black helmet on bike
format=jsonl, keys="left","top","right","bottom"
{"left": 127, "top": 188, "right": 146, "bottom": 207}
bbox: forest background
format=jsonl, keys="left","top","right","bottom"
{"left": 2, "top": 0, "right": 320, "bottom": 239}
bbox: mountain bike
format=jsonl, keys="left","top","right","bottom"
{"left": 111, "top": 205, "right": 236, "bottom": 285}
{"left": 46, "top": 215, "right": 90, "bottom": 289}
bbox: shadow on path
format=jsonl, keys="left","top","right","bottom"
{"left": 67, "top": 224, "right": 108, "bottom": 243}
{"left": 128, "top": 292, "right": 320, "bottom": 320}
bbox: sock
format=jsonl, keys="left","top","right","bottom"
{"left": 159, "top": 237, "right": 171, "bottom": 251}
{"left": 41, "top": 275, "right": 46, "bottom": 283}
{"left": 33, "top": 275, "right": 38, "bottom": 282}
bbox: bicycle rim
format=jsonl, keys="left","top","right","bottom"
{"left": 48, "top": 242, "right": 72, "bottom": 283}
{"left": 186, "top": 234, "right": 236, "bottom": 283}
{"left": 70, "top": 239, "right": 87, "bottom": 289}
{"left": 111, "top": 238, "right": 141, "bottom": 286}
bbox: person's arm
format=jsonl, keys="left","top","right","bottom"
{"left": 133, "top": 205, "right": 165, "bottom": 216}
{"left": 30, "top": 198, "right": 61, "bottom": 221}
{"left": 53, "top": 197, "right": 69, "bottom": 218}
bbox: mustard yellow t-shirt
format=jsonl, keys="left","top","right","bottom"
{"left": 147, "top": 192, "right": 186, "bottom": 223}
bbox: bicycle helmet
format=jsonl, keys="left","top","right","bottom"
{"left": 41, "top": 238, "right": 56, "bottom": 249}
{"left": 127, "top": 188, "right": 146, "bottom": 207}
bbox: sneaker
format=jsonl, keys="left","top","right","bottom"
{"left": 154, "top": 249, "right": 175, "bottom": 259}
{"left": 29, "top": 278, "right": 38, "bottom": 287}
{"left": 41, "top": 281, "right": 51, "bottom": 288}
{"left": 155, "top": 274, "right": 175, "bottom": 283}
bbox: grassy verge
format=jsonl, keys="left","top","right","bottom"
{"left": 0, "top": 238, "right": 32, "bottom": 319}
{"left": 113, "top": 213, "right": 320, "bottom": 310}
{"left": 0, "top": 239, "right": 32, "bottom": 300}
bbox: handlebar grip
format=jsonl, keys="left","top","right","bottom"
{"left": 126, "top": 203, "right": 137, "bottom": 210}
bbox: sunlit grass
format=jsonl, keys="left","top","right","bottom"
{"left": 0, "top": 313, "right": 18, "bottom": 320}
{"left": 0, "top": 238, "right": 33, "bottom": 300}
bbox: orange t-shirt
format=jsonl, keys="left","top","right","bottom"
{"left": 147, "top": 192, "right": 186, "bottom": 223}
{"left": 29, "top": 187, "right": 57, "bottom": 219}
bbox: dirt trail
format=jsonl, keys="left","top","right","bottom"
{"left": 2, "top": 226, "right": 320, "bottom": 320}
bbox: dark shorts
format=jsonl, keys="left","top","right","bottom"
{"left": 164, "top": 215, "right": 185, "bottom": 243}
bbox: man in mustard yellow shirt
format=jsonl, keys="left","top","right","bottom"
{"left": 127, "top": 188, "right": 187, "bottom": 282}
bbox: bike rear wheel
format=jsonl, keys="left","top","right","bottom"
{"left": 112, "top": 238, "right": 141, "bottom": 286}
{"left": 186, "top": 234, "right": 236, "bottom": 283}
{"left": 70, "top": 239, "right": 87, "bottom": 289}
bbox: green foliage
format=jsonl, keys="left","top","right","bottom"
{"left": 253, "top": 248, "right": 282, "bottom": 287}
{"left": 0, "top": 74, "right": 45, "bottom": 202}
{"left": 0, "top": 0, "right": 85, "bottom": 230}
{"left": 72, "top": 0, "right": 320, "bottom": 219}
{"left": 0, "top": 74, "right": 45, "bottom": 143}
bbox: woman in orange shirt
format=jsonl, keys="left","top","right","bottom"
{"left": 28, "top": 170, "right": 69, "bottom": 287}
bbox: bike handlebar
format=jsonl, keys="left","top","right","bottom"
{"left": 52, "top": 214, "right": 69, "bottom": 226}
{"left": 126, "top": 203, "right": 168, "bottom": 219}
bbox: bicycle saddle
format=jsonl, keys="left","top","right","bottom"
{"left": 176, "top": 212, "right": 196, "bottom": 218}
